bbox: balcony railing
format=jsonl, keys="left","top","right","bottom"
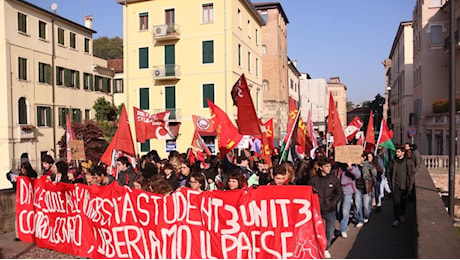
{"left": 152, "top": 65, "right": 181, "bottom": 80}
{"left": 18, "top": 125, "right": 36, "bottom": 139}
{"left": 153, "top": 24, "right": 180, "bottom": 41}
{"left": 154, "top": 108, "right": 181, "bottom": 121}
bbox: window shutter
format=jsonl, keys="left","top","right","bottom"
{"left": 139, "top": 47, "right": 148, "bottom": 69}
{"left": 37, "top": 107, "right": 41, "bottom": 126}
{"left": 64, "top": 69, "right": 71, "bottom": 87}
{"left": 75, "top": 71, "right": 80, "bottom": 89}
{"left": 141, "top": 139, "right": 150, "bottom": 152}
{"left": 89, "top": 74, "right": 93, "bottom": 90}
{"left": 45, "top": 64, "right": 51, "bottom": 84}
{"left": 165, "top": 86, "right": 176, "bottom": 119}
{"left": 203, "top": 84, "right": 214, "bottom": 107}
{"left": 202, "top": 41, "right": 214, "bottom": 64}
{"left": 139, "top": 88, "right": 149, "bottom": 110}
{"left": 46, "top": 107, "right": 51, "bottom": 127}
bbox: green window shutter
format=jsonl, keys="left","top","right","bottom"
{"left": 84, "top": 38, "right": 90, "bottom": 53}
{"left": 89, "top": 74, "right": 93, "bottom": 90}
{"left": 139, "top": 47, "right": 148, "bottom": 69}
{"left": 202, "top": 84, "right": 214, "bottom": 108}
{"left": 102, "top": 77, "right": 108, "bottom": 93}
{"left": 45, "top": 64, "right": 51, "bottom": 84}
{"left": 141, "top": 139, "right": 150, "bottom": 152}
{"left": 202, "top": 41, "right": 214, "bottom": 64}
{"left": 75, "top": 71, "right": 80, "bottom": 89}
{"left": 39, "top": 21, "right": 46, "bottom": 39}
{"left": 139, "top": 88, "right": 149, "bottom": 110}
{"left": 46, "top": 107, "right": 51, "bottom": 127}
{"left": 83, "top": 73, "right": 88, "bottom": 89}
{"left": 165, "top": 86, "right": 176, "bottom": 119}
{"left": 36, "top": 107, "right": 41, "bottom": 126}
{"left": 64, "top": 68, "right": 71, "bottom": 87}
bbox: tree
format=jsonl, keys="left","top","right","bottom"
{"left": 58, "top": 120, "right": 108, "bottom": 164}
{"left": 93, "top": 36, "right": 123, "bottom": 60}
{"left": 346, "top": 101, "right": 354, "bottom": 111}
{"left": 93, "top": 97, "right": 117, "bottom": 121}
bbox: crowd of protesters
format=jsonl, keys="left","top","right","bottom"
{"left": 7, "top": 142, "right": 421, "bottom": 258}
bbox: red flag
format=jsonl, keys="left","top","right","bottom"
{"left": 66, "top": 114, "right": 75, "bottom": 164}
{"left": 356, "top": 133, "right": 364, "bottom": 146}
{"left": 100, "top": 105, "right": 137, "bottom": 177}
{"left": 327, "top": 93, "right": 347, "bottom": 147}
{"left": 284, "top": 97, "right": 299, "bottom": 143}
{"left": 344, "top": 116, "right": 364, "bottom": 141}
{"left": 133, "top": 107, "right": 174, "bottom": 142}
{"left": 307, "top": 110, "right": 318, "bottom": 158}
{"left": 263, "top": 119, "right": 275, "bottom": 151}
{"left": 192, "top": 115, "right": 216, "bottom": 136}
{"left": 231, "top": 74, "right": 262, "bottom": 135}
{"left": 207, "top": 100, "right": 243, "bottom": 158}
{"left": 364, "top": 111, "right": 375, "bottom": 152}
{"left": 191, "top": 130, "right": 211, "bottom": 156}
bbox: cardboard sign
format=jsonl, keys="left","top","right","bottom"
{"left": 334, "top": 145, "right": 363, "bottom": 164}
{"left": 69, "top": 140, "right": 85, "bottom": 160}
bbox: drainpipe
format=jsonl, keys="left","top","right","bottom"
{"left": 51, "top": 15, "right": 57, "bottom": 158}
{"left": 224, "top": 0, "right": 228, "bottom": 113}
{"left": 8, "top": 43, "right": 16, "bottom": 170}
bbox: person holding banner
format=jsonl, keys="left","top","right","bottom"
{"left": 41, "top": 155, "right": 54, "bottom": 176}
{"left": 309, "top": 157, "right": 343, "bottom": 259}
{"left": 116, "top": 156, "right": 137, "bottom": 188}
{"left": 224, "top": 169, "right": 246, "bottom": 190}
{"left": 51, "top": 161, "right": 69, "bottom": 183}
{"left": 187, "top": 172, "right": 206, "bottom": 191}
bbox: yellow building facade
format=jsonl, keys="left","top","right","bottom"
{"left": 119, "top": 0, "right": 265, "bottom": 159}
{"left": 0, "top": 0, "right": 113, "bottom": 189}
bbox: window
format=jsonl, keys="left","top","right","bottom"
{"left": 248, "top": 52, "right": 251, "bottom": 72}
{"left": 37, "top": 106, "right": 51, "bottom": 127}
{"left": 18, "top": 13, "right": 27, "bottom": 33}
{"left": 58, "top": 28, "right": 64, "bottom": 45}
{"left": 165, "top": 44, "right": 175, "bottom": 76}
{"left": 165, "top": 86, "right": 176, "bottom": 119}
{"left": 260, "top": 10, "right": 268, "bottom": 23}
{"left": 39, "top": 21, "right": 46, "bottom": 39}
{"left": 70, "top": 32, "right": 76, "bottom": 49}
{"left": 139, "top": 88, "right": 149, "bottom": 109}
{"left": 247, "top": 20, "right": 251, "bottom": 38}
{"left": 83, "top": 73, "right": 93, "bottom": 90}
{"left": 202, "top": 40, "right": 214, "bottom": 64}
{"left": 202, "top": 84, "right": 214, "bottom": 108}
{"left": 38, "top": 62, "right": 51, "bottom": 84}
{"left": 141, "top": 139, "right": 150, "bottom": 152}
{"left": 84, "top": 38, "right": 90, "bottom": 53}
{"left": 95, "top": 76, "right": 103, "bottom": 91}
{"left": 430, "top": 25, "right": 443, "bottom": 44}
{"left": 101, "top": 77, "right": 111, "bottom": 93}
{"left": 238, "top": 9, "right": 242, "bottom": 29}
{"left": 64, "top": 69, "right": 79, "bottom": 88}
{"left": 18, "top": 57, "right": 27, "bottom": 80}
{"left": 18, "top": 97, "right": 28, "bottom": 125}
{"left": 58, "top": 108, "right": 69, "bottom": 127}
{"left": 255, "top": 29, "right": 258, "bottom": 45}
{"left": 56, "top": 67, "right": 64, "bottom": 85}
{"left": 139, "top": 12, "right": 148, "bottom": 30}
{"left": 139, "top": 47, "right": 149, "bottom": 69}
{"left": 72, "top": 108, "right": 82, "bottom": 123}
{"left": 430, "top": 0, "right": 443, "bottom": 7}
{"left": 262, "top": 44, "right": 267, "bottom": 55}
{"left": 256, "top": 58, "right": 259, "bottom": 77}
{"left": 202, "top": 3, "right": 214, "bottom": 23}
{"left": 113, "top": 79, "right": 123, "bottom": 93}
{"left": 238, "top": 44, "right": 242, "bottom": 67}
{"left": 85, "top": 109, "right": 90, "bottom": 120}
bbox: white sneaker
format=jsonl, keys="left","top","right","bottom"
{"left": 356, "top": 222, "right": 364, "bottom": 228}
{"left": 324, "top": 250, "right": 331, "bottom": 258}
{"left": 364, "top": 218, "right": 369, "bottom": 224}
{"left": 341, "top": 232, "right": 348, "bottom": 238}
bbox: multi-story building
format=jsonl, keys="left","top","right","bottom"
{"left": 327, "top": 77, "right": 347, "bottom": 128}
{"left": 386, "top": 21, "right": 414, "bottom": 145}
{"left": 108, "top": 58, "right": 125, "bottom": 107}
{"left": 254, "top": 2, "right": 289, "bottom": 146}
{"left": 299, "top": 75, "right": 328, "bottom": 141}
{"left": 0, "top": 0, "right": 113, "bottom": 189}
{"left": 118, "top": 0, "right": 265, "bottom": 159}
{"left": 287, "top": 58, "right": 300, "bottom": 105}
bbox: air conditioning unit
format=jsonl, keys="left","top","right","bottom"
{"left": 153, "top": 68, "right": 166, "bottom": 77}
{"left": 155, "top": 25, "right": 168, "bottom": 37}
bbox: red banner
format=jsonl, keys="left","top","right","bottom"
{"left": 16, "top": 177, "right": 326, "bottom": 259}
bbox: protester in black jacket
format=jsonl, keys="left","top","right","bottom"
{"left": 308, "top": 157, "right": 343, "bottom": 259}
{"left": 116, "top": 156, "right": 137, "bottom": 188}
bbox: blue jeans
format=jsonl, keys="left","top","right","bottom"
{"left": 322, "top": 211, "right": 336, "bottom": 250}
{"left": 337, "top": 193, "right": 353, "bottom": 232}
{"left": 354, "top": 189, "right": 372, "bottom": 222}
{"left": 374, "top": 179, "right": 382, "bottom": 206}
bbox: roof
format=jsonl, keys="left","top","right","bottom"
{"left": 17, "top": 0, "right": 97, "bottom": 34}
{"left": 253, "top": 2, "right": 289, "bottom": 24}
{"left": 108, "top": 59, "right": 123, "bottom": 73}
{"left": 388, "top": 21, "right": 413, "bottom": 59}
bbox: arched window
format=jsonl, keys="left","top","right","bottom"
{"left": 18, "top": 97, "right": 27, "bottom": 124}
{"left": 263, "top": 80, "right": 269, "bottom": 91}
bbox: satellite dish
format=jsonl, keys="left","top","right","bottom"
{"left": 50, "top": 3, "right": 58, "bottom": 12}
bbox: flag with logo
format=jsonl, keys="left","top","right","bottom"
{"left": 192, "top": 115, "right": 216, "bottom": 136}
{"left": 133, "top": 107, "right": 175, "bottom": 142}
{"left": 207, "top": 100, "right": 243, "bottom": 158}
{"left": 231, "top": 73, "right": 263, "bottom": 135}
{"left": 344, "top": 116, "right": 364, "bottom": 141}
{"left": 327, "top": 93, "right": 347, "bottom": 147}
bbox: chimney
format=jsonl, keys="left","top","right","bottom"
{"left": 84, "top": 15, "right": 93, "bottom": 29}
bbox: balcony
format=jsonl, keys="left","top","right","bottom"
{"left": 18, "top": 125, "right": 36, "bottom": 139}
{"left": 153, "top": 24, "right": 180, "bottom": 41}
{"left": 152, "top": 65, "right": 181, "bottom": 80}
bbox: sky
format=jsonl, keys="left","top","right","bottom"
{"left": 28, "top": 0, "right": 415, "bottom": 104}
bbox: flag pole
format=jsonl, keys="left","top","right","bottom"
{"left": 374, "top": 119, "right": 383, "bottom": 155}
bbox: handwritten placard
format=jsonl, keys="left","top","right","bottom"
{"left": 334, "top": 145, "right": 363, "bottom": 164}
{"left": 69, "top": 140, "right": 86, "bottom": 160}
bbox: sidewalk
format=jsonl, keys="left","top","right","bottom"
{"left": 0, "top": 231, "right": 36, "bottom": 258}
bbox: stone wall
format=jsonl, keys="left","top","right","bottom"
{"left": 0, "top": 189, "right": 16, "bottom": 233}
